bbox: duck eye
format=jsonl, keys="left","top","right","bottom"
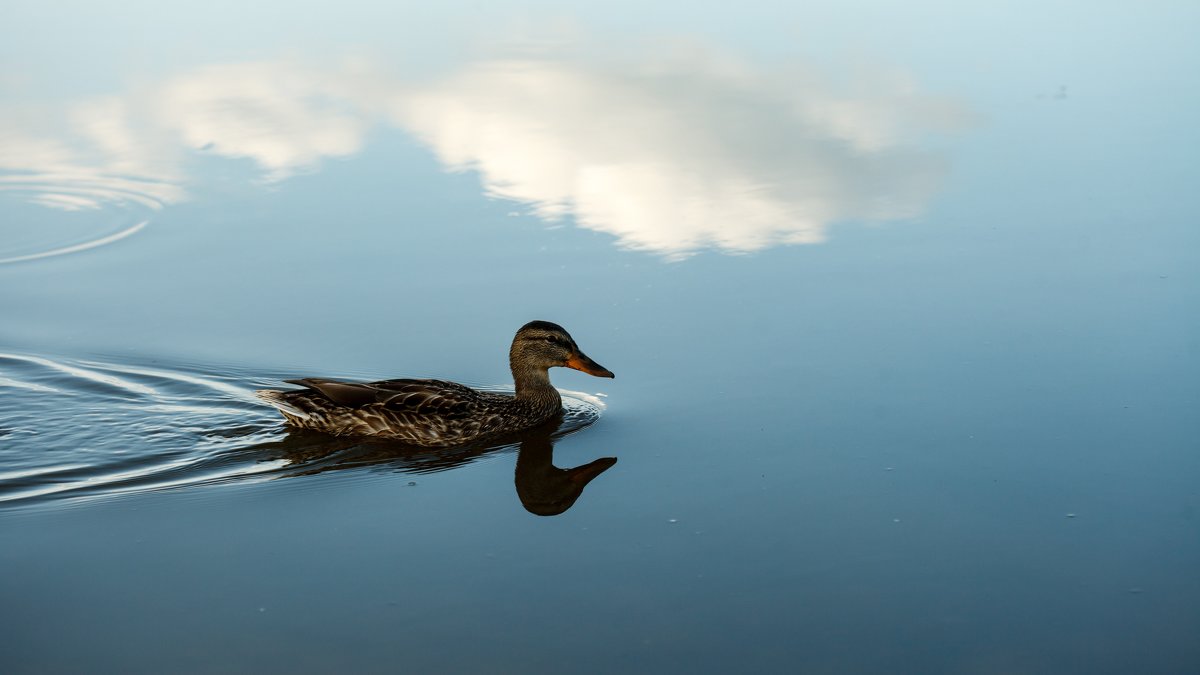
{"left": 544, "top": 335, "right": 558, "bottom": 343}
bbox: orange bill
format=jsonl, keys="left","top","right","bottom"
{"left": 565, "top": 352, "right": 615, "bottom": 378}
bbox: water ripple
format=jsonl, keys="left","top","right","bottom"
{"left": 0, "top": 178, "right": 166, "bottom": 266}
{"left": 0, "top": 353, "right": 603, "bottom": 509}
{"left": 0, "top": 220, "right": 148, "bottom": 265}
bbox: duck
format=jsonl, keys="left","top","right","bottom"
{"left": 256, "top": 320, "right": 614, "bottom": 447}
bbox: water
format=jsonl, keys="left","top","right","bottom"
{"left": 0, "top": 351, "right": 605, "bottom": 507}
{"left": 3, "top": 2, "right": 1199, "bottom": 672}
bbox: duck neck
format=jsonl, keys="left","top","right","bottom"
{"left": 511, "top": 363, "right": 561, "bottom": 406}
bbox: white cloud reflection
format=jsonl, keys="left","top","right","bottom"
{"left": 397, "top": 54, "right": 971, "bottom": 257}
{"left": 0, "top": 105, "right": 184, "bottom": 211}
{"left": 2, "top": 47, "right": 970, "bottom": 258}
{"left": 155, "top": 61, "right": 379, "bottom": 178}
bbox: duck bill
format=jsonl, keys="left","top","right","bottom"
{"left": 565, "top": 352, "right": 615, "bottom": 378}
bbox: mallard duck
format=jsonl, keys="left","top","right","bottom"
{"left": 256, "top": 321, "right": 613, "bottom": 446}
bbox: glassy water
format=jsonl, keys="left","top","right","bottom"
{"left": 2, "top": 2, "right": 1198, "bottom": 673}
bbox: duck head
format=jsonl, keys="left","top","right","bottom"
{"left": 510, "top": 320, "right": 614, "bottom": 378}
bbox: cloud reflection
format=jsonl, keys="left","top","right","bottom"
{"left": 397, "top": 55, "right": 971, "bottom": 257}
{"left": 156, "top": 61, "right": 378, "bottom": 178}
{"left": 0, "top": 60, "right": 377, "bottom": 215}
{"left": 0, "top": 104, "right": 184, "bottom": 211}
{"left": 3, "top": 48, "right": 970, "bottom": 258}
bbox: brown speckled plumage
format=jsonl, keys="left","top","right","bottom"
{"left": 256, "top": 321, "right": 613, "bottom": 447}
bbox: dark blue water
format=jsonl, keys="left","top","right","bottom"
{"left": 2, "top": 3, "right": 1198, "bottom": 672}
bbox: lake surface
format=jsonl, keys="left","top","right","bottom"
{"left": 2, "top": 2, "right": 1198, "bottom": 672}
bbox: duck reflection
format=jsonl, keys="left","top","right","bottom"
{"left": 513, "top": 431, "right": 616, "bottom": 517}
{"left": 252, "top": 419, "right": 616, "bottom": 516}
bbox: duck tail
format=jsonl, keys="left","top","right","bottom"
{"left": 256, "top": 389, "right": 312, "bottom": 421}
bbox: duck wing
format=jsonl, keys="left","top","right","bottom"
{"left": 279, "top": 377, "right": 521, "bottom": 444}
{"left": 284, "top": 378, "right": 380, "bottom": 407}
{"left": 285, "top": 377, "right": 484, "bottom": 415}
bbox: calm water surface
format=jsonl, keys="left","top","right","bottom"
{"left": 2, "top": 2, "right": 1198, "bottom": 673}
